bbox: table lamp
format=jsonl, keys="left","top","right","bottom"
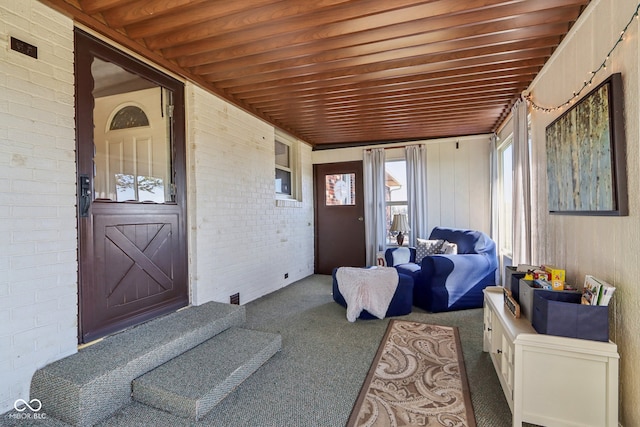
{"left": 390, "top": 213, "right": 409, "bottom": 246}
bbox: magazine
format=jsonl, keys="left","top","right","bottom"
{"left": 583, "top": 275, "right": 616, "bottom": 306}
{"left": 582, "top": 275, "right": 600, "bottom": 305}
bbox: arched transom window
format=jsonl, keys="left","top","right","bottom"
{"left": 109, "top": 105, "right": 149, "bottom": 130}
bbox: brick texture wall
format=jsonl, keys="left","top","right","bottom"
{"left": 0, "top": 1, "right": 316, "bottom": 415}
{"left": 186, "top": 84, "right": 315, "bottom": 305}
{"left": 0, "top": 0, "right": 78, "bottom": 413}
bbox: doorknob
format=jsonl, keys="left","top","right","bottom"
{"left": 358, "top": 217, "right": 364, "bottom": 221}
{"left": 79, "top": 174, "right": 91, "bottom": 217}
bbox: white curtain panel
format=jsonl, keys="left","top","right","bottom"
{"left": 405, "top": 144, "right": 428, "bottom": 246}
{"left": 363, "top": 148, "right": 387, "bottom": 266}
{"left": 512, "top": 98, "right": 532, "bottom": 265}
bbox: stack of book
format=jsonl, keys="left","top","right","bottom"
{"left": 582, "top": 275, "right": 616, "bottom": 306}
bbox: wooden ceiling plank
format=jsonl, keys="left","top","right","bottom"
{"left": 266, "top": 90, "right": 523, "bottom": 119}
{"left": 306, "top": 122, "right": 499, "bottom": 136}
{"left": 229, "top": 54, "right": 547, "bottom": 97}
{"left": 278, "top": 104, "right": 503, "bottom": 124}
{"left": 192, "top": 21, "right": 568, "bottom": 81}
{"left": 318, "top": 112, "right": 505, "bottom": 125}
{"left": 213, "top": 37, "right": 559, "bottom": 89}
{"left": 303, "top": 119, "right": 503, "bottom": 133}
{"left": 178, "top": 3, "right": 580, "bottom": 70}
{"left": 247, "top": 80, "right": 534, "bottom": 115}
{"left": 252, "top": 80, "right": 529, "bottom": 113}
{"left": 101, "top": 0, "right": 210, "bottom": 28}
{"left": 238, "top": 79, "right": 530, "bottom": 117}
{"left": 269, "top": 97, "right": 514, "bottom": 122}
{"left": 295, "top": 106, "right": 507, "bottom": 122}
{"left": 183, "top": 6, "right": 576, "bottom": 74}
{"left": 267, "top": 102, "right": 518, "bottom": 127}
{"left": 158, "top": 0, "right": 514, "bottom": 58}
{"left": 42, "top": 0, "right": 589, "bottom": 147}
{"left": 124, "top": 0, "right": 282, "bottom": 39}
{"left": 269, "top": 91, "right": 514, "bottom": 115}
{"left": 80, "top": 0, "right": 131, "bottom": 14}
{"left": 302, "top": 119, "right": 500, "bottom": 139}
{"left": 169, "top": 0, "right": 584, "bottom": 70}
{"left": 310, "top": 125, "right": 490, "bottom": 139}
{"left": 280, "top": 106, "right": 507, "bottom": 126}
{"left": 241, "top": 66, "right": 540, "bottom": 106}
{"left": 266, "top": 101, "right": 515, "bottom": 123}
{"left": 145, "top": 0, "right": 371, "bottom": 51}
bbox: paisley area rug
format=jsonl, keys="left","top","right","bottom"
{"left": 347, "top": 320, "right": 476, "bottom": 427}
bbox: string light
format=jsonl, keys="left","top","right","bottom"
{"left": 527, "top": 3, "right": 640, "bottom": 113}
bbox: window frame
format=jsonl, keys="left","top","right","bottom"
{"left": 384, "top": 158, "right": 408, "bottom": 247}
{"left": 274, "top": 131, "right": 302, "bottom": 201}
{"left": 497, "top": 134, "right": 513, "bottom": 259}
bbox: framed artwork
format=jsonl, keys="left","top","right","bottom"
{"left": 545, "top": 73, "right": 627, "bottom": 215}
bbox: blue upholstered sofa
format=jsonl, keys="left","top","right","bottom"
{"left": 385, "top": 227, "right": 498, "bottom": 312}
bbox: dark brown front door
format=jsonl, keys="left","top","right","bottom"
{"left": 75, "top": 29, "right": 188, "bottom": 343}
{"left": 314, "top": 161, "right": 366, "bottom": 274}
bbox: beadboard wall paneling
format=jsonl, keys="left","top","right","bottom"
{"left": 312, "top": 135, "right": 492, "bottom": 238}
{"left": 528, "top": 0, "right": 639, "bottom": 424}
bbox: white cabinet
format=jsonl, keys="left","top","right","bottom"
{"left": 483, "top": 286, "right": 619, "bottom": 427}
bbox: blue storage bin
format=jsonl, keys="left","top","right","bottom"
{"left": 531, "top": 290, "right": 609, "bottom": 342}
{"left": 504, "top": 266, "right": 526, "bottom": 301}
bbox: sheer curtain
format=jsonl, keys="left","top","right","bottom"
{"left": 512, "top": 98, "right": 532, "bottom": 265}
{"left": 405, "top": 145, "right": 428, "bottom": 245}
{"left": 363, "top": 148, "right": 387, "bottom": 266}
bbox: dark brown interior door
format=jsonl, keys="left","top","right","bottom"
{"left": 75, "top": 29, "right": 188, "bottom": 343}
{"left": 314, "top": 161, "right": 366, "bottom": 274}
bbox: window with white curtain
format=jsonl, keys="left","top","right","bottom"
{"left": 385, "top": 160, "right": 408, "bottom": 246}
{"left": 498, "top": 136, "right": 513, "bottom": 258}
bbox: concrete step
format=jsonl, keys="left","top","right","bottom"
{"left": 30, "top": 301, "right": 245, "bottom": 426}
{"left": 132, "top": 327, "right": 281, "bottom": 420}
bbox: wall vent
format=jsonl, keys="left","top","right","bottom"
{"left": 230, "top": 293, "right": 240, "bottom": 305}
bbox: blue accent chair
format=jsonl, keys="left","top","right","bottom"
{"left": 385, "top": 227, "right": 498, "bottom": 312}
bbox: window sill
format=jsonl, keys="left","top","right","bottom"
{"left": 275, "top": 199, "right": 302, "bottom": 208}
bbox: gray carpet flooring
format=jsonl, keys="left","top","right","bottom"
{"left": 1, "top": 274, "right": 517, "bottom": 426}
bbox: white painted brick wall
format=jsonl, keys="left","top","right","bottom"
{"left": 0, "top": 0, "right": 317, "bottom": 416}
{"left": 0, "top": 0, "right": 77, "bottom": 413}
{"left": 186, "top": 84, "right": 314, "bottom": 305}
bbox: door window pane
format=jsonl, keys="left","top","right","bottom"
{"left": 325, "top": 173, "right": 355, "bottom": 206}
{"left": 92, "top": 58, "right": 173, "bottom": 203}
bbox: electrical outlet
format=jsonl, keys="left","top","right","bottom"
{"left": 284, "top": 273, "right": 289, "bottom": 279}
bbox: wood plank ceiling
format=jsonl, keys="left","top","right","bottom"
{"left": 41, "top": 0, "right": 590, "bottom": 149}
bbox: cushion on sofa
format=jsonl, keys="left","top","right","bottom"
{"left": 441, "top": 241, "right": 458, "bottom": 254}
{"left": 390, "top": 247, "right": 412, "bottom": 265}
{"left": 415, "top": 238, "right": 444, "bottom": 263}
{"left": 429, "top": 227, "right": 481, "bottom": 254}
